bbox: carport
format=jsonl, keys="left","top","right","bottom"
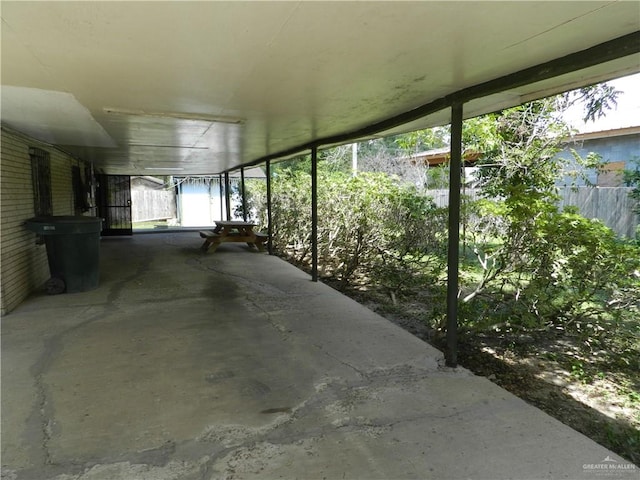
{"left": 1, "top": 2, "right": 639, "bottom": 478}
{"left": 2, "top": 2, "right": 639, "bottom": 362}
{"left": 3, "top": 233, "right": 637, "bottom": 479}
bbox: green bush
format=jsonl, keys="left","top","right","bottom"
{"left": 250, "top": 165, "right": 448, "bottom": 297}
{"left": 461, "top": 196, "right": 640, "bottom": 363}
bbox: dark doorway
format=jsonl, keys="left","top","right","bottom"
{"left": 96, "top": 175, "right": 132, "bottom": 236}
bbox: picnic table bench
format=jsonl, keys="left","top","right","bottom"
{"left": 200, "top": 221, "right": 267, "bottom": 253}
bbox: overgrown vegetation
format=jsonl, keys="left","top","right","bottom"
{"left": 244, "top": 85, "right": 640, "bottom": 463}
{"left": 624, "top": 158, "right": 640, "bottom": 243}
{"left": 249, "top": 168, "right": 448, "bottom": 294}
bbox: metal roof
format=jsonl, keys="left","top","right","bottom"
{"left": 1, "top": 2, "right": 639, "bottom": 175}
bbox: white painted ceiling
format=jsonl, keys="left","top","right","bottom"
{"left": 1, "top": 1, "right": 639, "bottom": 175}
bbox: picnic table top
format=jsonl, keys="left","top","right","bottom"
{"left": 214, "top": 220, "right": 256, "bottom": 227}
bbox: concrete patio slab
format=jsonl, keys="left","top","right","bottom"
{"left": 2, "top": 233, "right": 637, "bottom": 480}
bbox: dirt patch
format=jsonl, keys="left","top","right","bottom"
{"left": 371, "top": 303, "right": 640, "bottom": 466}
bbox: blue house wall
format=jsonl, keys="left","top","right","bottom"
{"left": 558, "top": 128, "right": 640, "bottom": 186}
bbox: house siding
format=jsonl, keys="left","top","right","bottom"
{"left": 1, "top": 127, "right": 89, "bottom": 314}
{"left": 559, "top": 131, "right": 640, "bottom": 186}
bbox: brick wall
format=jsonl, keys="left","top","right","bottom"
{"left": 1, "top": 127, "right": 90, "bottom": 314}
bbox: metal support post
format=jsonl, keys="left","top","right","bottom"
{"left": 240, "top": 167, "right": 247, "bottom": 221}
{"left": 446, "top": 102, "right": 463, "bottom": 368}
{"left": 266, "top": 160, "right": 273, "bottom": 255}
{"left": 311, "top": 147, "right": 318, "bottom": 282}
{"left": 218, "top": 174, "right": 224, "bottom": 220}
{"left": 224, "top": 172, "right": 231, "bottom": 220}
{"left": 352, "top": 143, "right": 358, "bottom": 177}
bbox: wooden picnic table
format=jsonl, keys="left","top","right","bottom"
{"left": 199, "top": 220, "right": 267, "bottom": 253}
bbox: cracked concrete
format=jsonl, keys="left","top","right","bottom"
{"left": 2, "top": 233, "right": 637, "bottom": 480}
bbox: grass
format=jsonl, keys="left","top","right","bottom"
{"left": 132, "top": 219, "right": 172, "bottom": 230}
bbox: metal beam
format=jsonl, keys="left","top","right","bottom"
{"left": 445, "top": 102, "right": 463, "bottom": 368}
{"left": 452, "top": 31, "right": 640, "bottom": 104}
{"left": 311, "top": 147, "right": 318, "bottom": 282}
{"left": 266, "top": 160, "right": 273, "bottom": 255}
{"left": 240, "top": 167, "right": 247, "bottom": 221}
{"left": 240, "top": 32, "right": 639, "bottom": 171}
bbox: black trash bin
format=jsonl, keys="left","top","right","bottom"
{"left": 24, "top": 216, "right": 103, "bottom": 294}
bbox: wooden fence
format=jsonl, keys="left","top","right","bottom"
{"left": 557, "top": 187, "right": 637, "bottom": 239}
{"left": 131, "top": 189, "right": 176, "bottom": 222}
{"left": 427, "top": 187, "right": 638, "bottom": 238}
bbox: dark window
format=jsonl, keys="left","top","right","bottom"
{"left": 72, "top": 165, "right": 90, "bottom": 212}
{"left": 30, "top": 147, "right": 52, "bottom": 216}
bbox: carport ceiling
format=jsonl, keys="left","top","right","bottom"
{"left": 1, "top": 2, "right": 639, "bottom": 176}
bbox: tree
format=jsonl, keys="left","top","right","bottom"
{"left": 623, "top": 158, "right": 640, "bottom": 215}
{"left": 455, "top": 86, "right": 640, "bottom": 337}
{"left": 564, "top": 83, "right": 621, "bottom": 123}
{"left": 623, "top": 158, "right": 640, "bottom": 243}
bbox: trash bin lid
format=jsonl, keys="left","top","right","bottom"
{"left": 24, "top": 216, "right": 103, "bottom": 235}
